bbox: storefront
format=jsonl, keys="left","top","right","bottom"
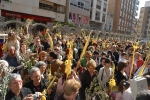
{"left": 1, "top": 10, "right": 51, "bottom": 22}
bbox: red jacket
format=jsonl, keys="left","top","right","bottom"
{"left": 136, "top": 58, "right": 144, "bottom": 69}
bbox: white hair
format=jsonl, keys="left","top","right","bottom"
{"left": 0, "top": 60, "right": 9, "bottom": 72}
{"left": 8, "top": 73, "right": 22, "bottom": 84}
{"left": 35, "top": 61, "right": 47, "bottom": 68}
{"left": 29, "top": 67, "right": 40, "bottom": 77}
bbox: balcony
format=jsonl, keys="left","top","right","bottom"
{"left": 95, "top": 17, "right": 100, "bottom": 21}
{"left": 45, "top": 0, "right": 66, "bottom": 6}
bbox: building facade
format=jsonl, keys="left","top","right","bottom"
{"left": 90, "top": 0, "right": 109, "bottom": 30}
{"left": 137, "top": 1, "right": 150, "bottom": 38}
{"left": 67, "top": 0, "right": 91, "bottom": 26}
{"left": 0, "top": 0, "right": 66, "bottom": 23}
{"left": 109, "top": 0, "right": 139, "bottom": 34}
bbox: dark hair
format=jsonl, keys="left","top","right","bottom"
{"left": 117, "top": 61, "right": 127, "bottom": 71}
{"left": 119, "top": 49, "right": 124, "bottom": 53}
{"left": 93, "top": 51, "right": 99, "bottom": 55}
{"left": 118, "top": 80, "right": 130, "bottom": 94}
{"left": 101, "top": 52, "right": 107, "bottom": 56}
{"left": 100, "top": 58, "right": 106, "bottom": 63}
{"left": 49, "top": 52, "right": 58, "bottom": 59}
{"left": 136, "top": 90, "right": 150, "bottom": 100}
{"left": 129, "top": 53, "right": 133, "bottom": 57}
{"left": 105, "top": 58, "right": 111, "bottom": 64}
{"left": 107, "top": 50, "right": 113, "bottom": 56}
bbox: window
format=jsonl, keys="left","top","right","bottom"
{"left": 96, "top": 1, "right": 101, "bottom": 10}
{"left": 103, "top": 3, "right": 107, "bottom": 12}
{"left": 102, "top": 14, "right": 106, "bottom": 22}
{"left": 78, "top": 2, "right": 84, "bottom": 9}
{"left": 70, "top": 0, "right": 78, "bottom": 6}
{"left": 95, "top": 11, "right": 100, "bottom": 21}
{"left": 84, "top": 1, "right": 90, "bottom": 11}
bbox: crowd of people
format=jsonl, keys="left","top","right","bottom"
{"left": 0, "top": 29, "right": 150, "bottom": 100}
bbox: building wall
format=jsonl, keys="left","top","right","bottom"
{"left": 90, "top": 0, "right": 109, "bottom": 30}
{"left": 68, "top": 0, "right": 91, "bottom": 25}
{"left": 110, "top": 0, "right": 139, "bottom": 34}
{"left": 105, "top": 13, "right": 113, "bottom": 32}
{"left": 136, "top": 0, "right": 150, "bottom": 39}
{"left": 0, "top": 0, "right": 66, "bottom": 22}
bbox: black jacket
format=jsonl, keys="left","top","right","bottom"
{"left": 115, "top": 71, "right": 127, "bottom": 85}
{"left": 79, "top": 70, "right": 96, "bottom": 100}
{"left": 5, "top": 87, "right": 32, "bottom": 100}
{"left": 23, "top": 79, "right": 46, "bottom": 94}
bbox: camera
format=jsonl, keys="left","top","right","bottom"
{"left": 32, "top": 94, "right": 38, "bottom": 99}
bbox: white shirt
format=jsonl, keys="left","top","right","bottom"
{"left": 123, "top": 87, "right": 133, "bottom": 100}
{"left": 98, "top": 67, "right": 113, "bottom": 87}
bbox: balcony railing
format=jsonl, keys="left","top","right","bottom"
{"left": 39, "top": 2, "right": 64, "bottom": 14}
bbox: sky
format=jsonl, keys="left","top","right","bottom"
{"left": 137, "top": 0, "right": 149, "bottom": 18}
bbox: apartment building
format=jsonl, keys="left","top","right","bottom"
{"left": 108, "top": 0, "right": 139, "bottom": 34}
{"left": 66, "top": 0, "right": 91, "bottom": 26}
{"left": 0, "top": 0, "right": 66, "bottom": 23}
{"left": 137, "top": 1, "right": 150, "bottom": 38}
{"left": 90, "top": 0, "right": 109, "bottom": 30}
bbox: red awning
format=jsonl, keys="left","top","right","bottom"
{"left": 1, "top": 10, "right": 51, "bottom": 22}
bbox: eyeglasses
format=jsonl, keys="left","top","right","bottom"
{"left": 12, "top": 80, "right": 22, "bottom": 84}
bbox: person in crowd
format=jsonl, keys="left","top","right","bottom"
{"left": 125, "top": 41, "right": 133, "bottom": 52}
{"left": 23, "top": 67, "right": 46, "bottom": 94}
{"left": 20, "top": 43, "right": 31, "bottom": 61}
{"left": 98, "top": 58, "right": 113, "bottom": 87}
{"left": 62, "top": 48, "right": 77, "bottom": 69}
{"left": 55, "top": 70, "right": 79, "bottom": 99}
{"left": 41, "top": 38, "right": 50, "bottom": 51}
{"left": 0, "top": 60, "right": 9, "bottom": 79}
{"left": 57, "top": 79, "right": 81, "bottom": 100}
{"left": 79, "top": 59, "right": 97, "bottom": 100}
{"left": 115, "top": 80, "right": 130, "bottom": 100}
{"left": 118, "top": 49, "right": 124, "bottom": 62}
{"left": 32, "top": 37, "right": 44, "bottom": 54}
{"left": 35, "top": 61, "right": 47, "bottom": 79}
{"left": 107, "top": 50, "right": 115, "bottom": 62}
{"left": 54, "top": 47, "right": 63, "bottom": 61}
{"left": 2, "top": 46, "right": 22, "bottom": 73}
{"left": 134, "top": 58, "right": 150, "bottom": 77}
{"left": 95, "top": 57, "right": 106, "bottom": 72}
{"left": 79, "top": 51, "right": 92, "bottom": 68}
{"left": 92, "top": 51, "right": 100, "bottom": 66}
{"left": 119, "top": 52, "right": 127, "bottom": 63}
{"left": 125, "top": 54, "right": 137, "bottom": 78}
{"left": 5, "top": 73, "right": 35, "bottom": 100}
{"left": 7, "top": 32, "right": 20, "bottom": 53}
{"left": 136, "top": 90, "right": 150, "bottom": 100}
{"left": 111, "top": 45, "right": 119, "bottom": 63}
{"left": 38, "top": 51, "right": 47, "bottom": 62}
{"left": 134, "top": 52, "right": 144, "bottom": 69}
{"left": 48, "top": 52, "right": 66, "bottom": 77}
{"left": 115, "top": 61, "right": 127, "bottom": 86}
